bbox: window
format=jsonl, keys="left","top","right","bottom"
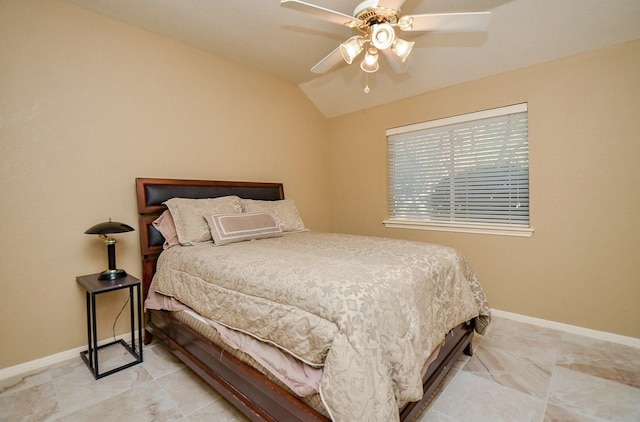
{"left": 384, "top": 103, "right": 533, "bottom": 237}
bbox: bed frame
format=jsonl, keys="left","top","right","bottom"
{"left": 135, "top": 177, "right": 475, "bottom": 422}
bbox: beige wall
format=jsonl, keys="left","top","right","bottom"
{"left": 0, "top": 0, "right": 330, "bottom": 369}
{"left": 1, "top": 0, "right": 638, "bottom": 372}
{"left": 326, "top": 40, "right": 640, "bottom": 339}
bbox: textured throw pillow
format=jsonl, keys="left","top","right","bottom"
{"left": 206, "top": 212, "right": 283, "bottom": 246}
{"left": 164, "top": 196, "right": 243, "bottom": 245}
{"left": 152, "top": 210, "right": 179, "bottom": 249}
{"left": 241, "top": 199, "right": 307, "bottom": 232}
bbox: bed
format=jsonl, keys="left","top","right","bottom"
{"left": 135, "top": 177, "right": 491, "bottom": 422}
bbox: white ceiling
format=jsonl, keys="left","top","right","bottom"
{"left": 63, "top": 0, "right": 640, "bottom": 118}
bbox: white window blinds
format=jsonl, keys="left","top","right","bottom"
{"left": 387, "top": 104, "right": 530, "bottom": 232}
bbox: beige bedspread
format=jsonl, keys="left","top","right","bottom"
{"left": 153, "top": 232, "right": 490, "bottom": 421}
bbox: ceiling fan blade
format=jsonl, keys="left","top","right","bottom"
{"left": 281, "top": 0, "right": 361, "bottom": 27}
{"left": 310, "top": 46, "right": 346, "bottom": 74}
{"left": 376, "top": 0, "right": 407, "bottom": 11}
{"left": 400, "top": 12, "right": 491, "bottom": 32}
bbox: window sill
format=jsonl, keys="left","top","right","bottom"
{"left": 383, "top": 219, "right": 534, "bottom": 237}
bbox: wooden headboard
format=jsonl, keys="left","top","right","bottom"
{"left": 135, "top": 178, "right": 284, "bottom": 298}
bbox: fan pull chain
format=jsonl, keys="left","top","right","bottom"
{"left": 364, "top": 73, "right": 370, "bottom": 94}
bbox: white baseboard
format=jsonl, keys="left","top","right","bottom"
{"left": 491, "top": 309, "right": 640, "bottom": 349}
{"left": 0, "top": 333, "right": 133, "bottom": 381}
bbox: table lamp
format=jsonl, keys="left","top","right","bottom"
{"left": 85, "top": 219, "right": 134, "bottom": 281}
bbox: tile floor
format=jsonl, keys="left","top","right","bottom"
{"left": 1, "top": 316, "right": 639, "bottom": 421}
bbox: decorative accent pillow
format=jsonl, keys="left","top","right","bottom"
{"left": 241, "top": 199, "right": 307, "bottom": 232}
{"left": 164, "top": 196, "right": 243, "bottom": 245}
{"left": 206, "top": 212, "right": 283, "bottom": 246}
{"left": 152, "top": 210, "right": 179, "bottom": 249}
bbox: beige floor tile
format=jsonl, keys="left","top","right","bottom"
{"left": 155, "top": 367, "right": 221, "bottom": 415}
{"left": 557, "top": 332, "right": 640, "bottom": 388}
{"left": 463, "top": 342, "right": 554, "bottom": 399}
{"left": 548, "top": 366, "right": 640, "bottom": 421}
{"left": 427, "top": 370, "right": 546, "bottom": 421}
{"left": 61, "top": 380, "right": 184, "bottom": 422}
{"left": 0, "top": 381, "right": 60, "bottom": 422}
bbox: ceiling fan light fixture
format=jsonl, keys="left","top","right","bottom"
{"left": 360, "top": 47, "right": 379, "bottom": 73}
{"left": 340, "top": 36, "right": 364, "bottom": 64}
{"left": 392, "top": 38, "right": 414, "bottom": 62}
{"left": 397, "top": 15, "right": 413, "bottom": 31}
{"left": 370, "top": 23, "right": 395, "bottom": 50}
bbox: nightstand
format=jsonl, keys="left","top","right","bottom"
{"left": 76, "top": 273, "right": 143, "bottom": 379}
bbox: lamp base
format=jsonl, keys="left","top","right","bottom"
{"left": 98, "top": 269, "right": 127, "bottom": 281}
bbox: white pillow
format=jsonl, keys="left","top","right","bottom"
{"left": 241, "top": 199, "right": 307, "bottom": 232}
{"left": 164, "top": 196, "right": 243, "bottom": 245}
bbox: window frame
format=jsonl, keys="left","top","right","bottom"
{"left": 384, "top": 103, "right": 533, "bottom": 237}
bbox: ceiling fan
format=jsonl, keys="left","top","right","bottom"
{"left": 281, "top": 0, "right": 491, "bottom": 76}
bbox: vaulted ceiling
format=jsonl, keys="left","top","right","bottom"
{"left": 63, "top": 0, "right": 640, "bottom": 117}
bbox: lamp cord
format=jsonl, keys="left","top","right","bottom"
{"left": 112, "top": 296, "right": 130, "bottom": 343}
